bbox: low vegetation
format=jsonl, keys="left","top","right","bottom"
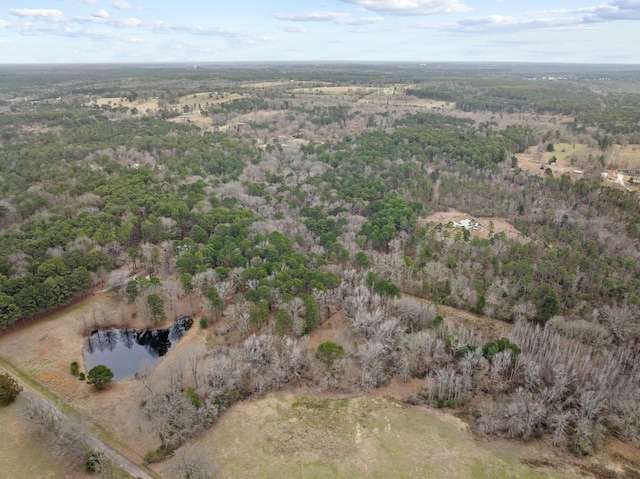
{"left": 176, "top": 392, "right": 594, "bottom": 479}
{"left": 0, "top": 373, "right": 22, "bottom": 406}
{"left": 86, "top": 365, "right": 114, "bottom": 390}
{"left": 0, "top": 401, "right": 92, "bottom": 479}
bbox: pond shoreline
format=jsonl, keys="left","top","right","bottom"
{"left": 83, "top": 315, "right": 193, "bottom": 381}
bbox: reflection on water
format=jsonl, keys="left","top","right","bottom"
{"left": 83, "top": 316, "right": 192, "bottom": 381}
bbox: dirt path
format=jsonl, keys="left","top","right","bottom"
{"left": 0, "top": 360, "right": 158, "bottom": 479}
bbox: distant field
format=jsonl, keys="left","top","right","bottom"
{"left": 292, "top": 86, "right": 382, "bottom": 95}
{"left": 159, "top": 392, "right": 587, "bottom": 479}
{"left": 176, "top": 92, "right": 248, "bottom": 106}
{"left": 516, "top": 142, "right": 640, "bottom": 187}
{"left": 546, "top": 142, "right": 589, "bottom": 162}
{"left": 517, "top": 143, "right": 596, "bottom": 177}
{"left": 241, "top": 81, "right": 292, "bottom": 88}
{"left": 611, "top": 144, "right": 640, "bottom": 170}
{"left": 89, "top": 92, "right": 249, "bottom": 112}
{"left": 288, "top": 82, "right": 456, "bottom": 109}
{"left": 0, "top": 398, "right": 91, "bottom": 479}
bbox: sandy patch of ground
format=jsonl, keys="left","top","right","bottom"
{"left": 167, "top": 112, "right": 212, "bottom": 129}
{"left": 306, "top": 311, "right": 349, "bottom": 352}
{"left": 422, "top": 208, "right": 524, "bottom": 243}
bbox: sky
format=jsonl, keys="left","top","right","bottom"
{"left": 0, "top": 0, "right": 639, "bottom": 64}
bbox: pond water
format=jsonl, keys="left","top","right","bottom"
{"left": 83, "top": 316, "right": 193, "bottom": 381}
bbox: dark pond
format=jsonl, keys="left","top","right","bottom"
{"left": 83, "top": 316, "right": 193, "bottom": 381}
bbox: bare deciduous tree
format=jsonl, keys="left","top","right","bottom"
{"left": 21, "top": 398, "right": 88, "bottom": 464}
{"left": 166, "top": 446, "right": 216, "bottom": 479}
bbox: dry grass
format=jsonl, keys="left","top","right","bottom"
{"left": 0, "top": 398, "right": 92, "bottom": 479}
{"left": 516, "top": 143, "right": 600, "bottom": 177}
{"left": 160, "top": 391, "right": 587, "bottom": 479}
{"left": 610, "top": 144, "right": 640, "bottom": 170}
{"left": 291, "top": 86, "right": 373, "bottom": 95}
{"left": 0, "top": 289, "right": 201, "bottom": 462}
{"left": 421, "top": 209, "right": 525, "bottom": 243}
{"left": 88, "top": 92, "right": 249, "bottom": 116}
{"left": 241, "top": 81, "right": 293, "bottom": 88}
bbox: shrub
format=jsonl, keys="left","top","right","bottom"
{"left": 87, "top": 365, "right": 114, "bottom": 390}
{"left": 0, "top": 373, "right": 22, "bottom": 406}
{"left": 430, "top": 316, "right": 444, "bottom": 329}
{"left": 85, "top": 451, "right": 103, "bottom": 472}
{"left": 185, "top": 387, "right": 201, "bottom": 408}
{"left": 315, "top": 341, "right": 345, "bottom": 367}
{"left": 144, "top": 448, "right": 171, "bottom": 464}
{"left": 274, "top": 309, "right": 292, "bottom": 335}
{"left": 70, "top": 361, "right": 79, "bottom": 376}
{"left": 482, "top": 337, "right": 521, "bottom": 359}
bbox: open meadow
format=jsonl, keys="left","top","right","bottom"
{"left": 0, "top": 398, "right": 92, "bottom": 479}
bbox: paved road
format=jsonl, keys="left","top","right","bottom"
{"left": 0, "top": 361, "right": 157, "bottom": 479}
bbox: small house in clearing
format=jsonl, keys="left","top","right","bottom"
{"left": 448, "top": 218, "right": 483, "bottom": 231}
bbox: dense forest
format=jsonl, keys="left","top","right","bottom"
{"left": 1, "top": 63, "right": 640, "bottom": 470}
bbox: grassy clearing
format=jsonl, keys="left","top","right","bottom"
{"left": 162, "top": 392, "right": 583, "bottom": 479}
{"left": 241, "top": 81, "right": 292, "bottom": 88}
{"left": 89, "top": 92, "right": 250, "bottom": 114}
{"left": 0, "top": 398, "right": 92, "bottom": 479}
{"left": 546, "top": 142, "right": 588, "bottom": 162}
{"left": 177, "top": 92, "right": 248, "bottom": 106}
{"left": 292, "top": 86, "right": 379, "bottom": 95}
{"left": 613, "top": 144, "right": 640, "bottom": 170}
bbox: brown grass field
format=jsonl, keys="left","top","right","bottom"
{"left": 158, "top": 390, "right": 638, "bottom": 479}
{"left": 0, "top": 398, "right": 92, "bottom": 479}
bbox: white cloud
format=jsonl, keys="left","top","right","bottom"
{"left": 147, "top": 21, "right": 273, "bottom": 45}
{"left": 277, "top": 24, "right": 308, "bottom": 33}
{"left": 112, "top": 17, "right": 143, "bottom": 27}
{"left": 83, "top": 0, "right": 98, "bottom": 4}
{"left": 61, "top": 28, "right": 117, "bottom": 39}
{"left": 343, "top": 16, "right": 385, "bottom": 25}
{"left": 73, "top": 15, "right": 143, "bottom": 27}
{"left": 92, "top": 9, "right": 110, "bottom": 19}
{"left": 112, "top": 0, "right": 133, "bottom": 10}
{"left": 451, "top": 14, "right": 582, "bottom": 32}
{"left": 339, "top": 0, "right": 470, "bottom": 15}
{"left": 0, "top": 19, "right": 9, "bottom": 28}
{"left": 13, "top": 23, "right": 67, "bottom": 35}
{"left": 275, "top": 11, "right": 352, "bottom": 22}
{"left": 420, "top": 0, "right": 640, "bottom": 34}
{"left": 9, "top": 9, "right": 66, "bottom": 23}
{"left": 581, "top": 0, "right": 640, "bottom": 21}
{"left": 275, "top": 11, "right": 384, "bottom": 25}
